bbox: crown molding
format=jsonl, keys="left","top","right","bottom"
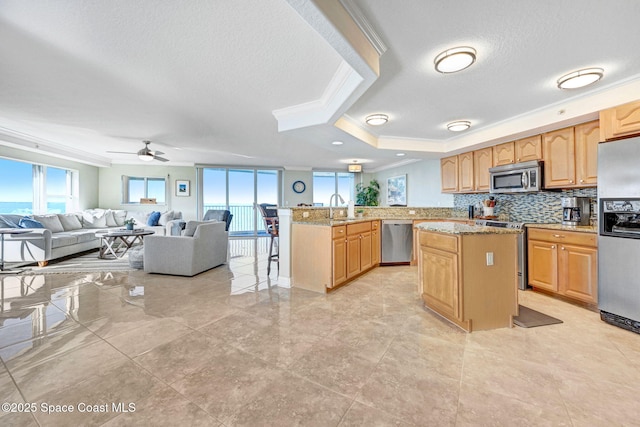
{"left": 367, "top": 158, "right": 422, "bottom": 174}
{"left": 339, "top": 0, "right": 388, "bottom": 55}
{"left": 0, "top": 127, "right": 112, "bottom": 167}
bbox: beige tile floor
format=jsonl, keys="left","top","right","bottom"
{"left": 1, "top": 238, "right": 639, "bottom": 426}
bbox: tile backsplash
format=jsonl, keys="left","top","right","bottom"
{"left": 454, "top": 188, "right": 598, "bottom": 224}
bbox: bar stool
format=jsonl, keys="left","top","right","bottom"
{"left": 257, "top": 203, "right": 279, "bottom": 274}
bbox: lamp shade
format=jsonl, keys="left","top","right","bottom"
{"left": 348, "top": 164, "right": 362, "bottom": 172}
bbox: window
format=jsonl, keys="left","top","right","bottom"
{"left": 0, "top": 158, "right": 76, "bottom": 214}
{"left": 312, "top": 172, "right": 354, "bottom": 206}
{"left": 121, "top": 176, "right": 167, "bottom": 204}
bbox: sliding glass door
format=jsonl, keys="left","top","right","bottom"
{"left": 201, "top": 168, "right": 280, "bottom": 236}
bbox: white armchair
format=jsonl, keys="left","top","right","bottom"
{"left": 143, "top": 221, "right": 228, "bottom": 276}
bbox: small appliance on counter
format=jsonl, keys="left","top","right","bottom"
{"left": 561, "top": 197, "right": 590, "bottom": 226}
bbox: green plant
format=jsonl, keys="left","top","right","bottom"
{"left": 355, "top": 179, "right": 380, "bottom": 206}
{"left": 123, "top": 218, "right": 135, "bottom": 225}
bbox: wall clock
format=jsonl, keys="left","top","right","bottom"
{"left": 292, "top": 180, "right": 306, "bottom": 194}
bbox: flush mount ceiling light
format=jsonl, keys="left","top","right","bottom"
{"left": 434, "top": 46, "right": 477, "bottom": 73}
{"left": 396, "top": 153, "right": 406, "bottom": 157}
{"left": 447, "top": 120, "right": 471, "bottom": 132}
{"left": 348, "top": 163, "right": 362, "bottom": 173}
{"left": 557, "top": 68, "right": 604, "bottom": 89}
{"left": 365, "top": 114, "right": 389, "bottom": 126}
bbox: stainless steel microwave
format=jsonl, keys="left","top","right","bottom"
{"left": 489, "top": 160, "right": 543, "bottom": 193}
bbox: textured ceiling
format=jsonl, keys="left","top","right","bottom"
{"left": 0, "top": 0, "right": 639, "bottom": 170}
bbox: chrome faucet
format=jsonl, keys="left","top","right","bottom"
{"left": 329, "top": 193, "right": 345, "bottom": 219}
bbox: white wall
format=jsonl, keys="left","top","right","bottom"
{"left": 282, "top": 170, "right": 313, "bottom": 207}
{"left": 99, "top": 164, "right": 198, "bottom": 219}
{"left": 0, "top": 146, "right": 99, "bottom": 209}
{"left": 373, "top": 160, "right": 454, "bottom": 207}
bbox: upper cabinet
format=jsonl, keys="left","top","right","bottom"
{"left": 543, "top": 121, "right": 599, "bottom": 189}
{"left": 514, "top": 135, "right": 543, "bottom": 163}
{"left": 492, "top": 142, "right": 515, "bottom": 166}
{"left": 441, "top": 155, "right": 459, "bottom": 193}
{"left": 473, "top": 147, "right": 493, "bottom": 192}
{"left": 600, "top": 100, "right": 640, "bottom": 141}
{"left": 458, "top": 152, "right": 474, "bottom": 192}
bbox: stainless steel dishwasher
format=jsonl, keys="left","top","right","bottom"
{"left": 381, "top": 220, "right": 413, "bottom": 265}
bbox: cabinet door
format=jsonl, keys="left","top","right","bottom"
{"left": 473, "top": 148, "right": 493, "bottom": 192}
{"left": 360, "top": 231, "right": 372, "bottom": 271}
{"left": 600, "top": 100, "right": 640, "bottom": 140}
{"left": 346, "top": 234, "right": 361, "bottom": 278}
{"left": 441, "top": 156, "right": 459, "bottom": 193}
{"left": 515, "top": 135, "right": 543, "bottom": 162}
{"left": 371, "top": 223, "right": 380, "bottom": 265}
{"left": 575, "top": 121, "right": 599, "bottom": 186}
{"left": 527, "top": 239, "right": 558, "bottom": 292}
{"left": 493, "top": 141, "right": 515, "bottom": 166}
{"left": 421, "top": 246, "right": 460, "bottom": 320}
{"left": 332, "top": 237, "right": 347, "bottom": 287}
{"left": 543, "top": 127, "right": 576, "bottom": 188}
{"left": 559, "top": 244, "right": 598, "bottom": 304}
{"left": 458, "top": 152, "right": 474, "bottom": 192}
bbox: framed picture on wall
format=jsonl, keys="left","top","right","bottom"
{"left": 387, "top": 175, "right": 407, "bottom": 206}
{"left": 176, "top": 180, "right": 190, "bottom": 197}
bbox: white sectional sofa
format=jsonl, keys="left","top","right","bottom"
{"left": 0, "top": 208, "right": 182, "bottom": 266}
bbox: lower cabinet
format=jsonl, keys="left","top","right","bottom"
{"left": 527, "top": 228, "right": 598, "bottom": 304}
{"left": 418, "top": 228, "right": 518, "bottom": 332}
{"left": 292, "top": 221, "right": 380, "bottom": 293}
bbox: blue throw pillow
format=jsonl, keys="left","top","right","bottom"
{"left": 19, "top": 217, "right": 44, "bottom": 228}
{"left": 147, "top": 211, "right": 161, "bottom": 226}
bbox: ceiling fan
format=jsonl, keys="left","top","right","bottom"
{"left": 107, "top": 140, "right": 169, "bottom": 162}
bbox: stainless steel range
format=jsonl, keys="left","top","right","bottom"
{"left": 475, "top": 220, "right": 528, "bottom": 290}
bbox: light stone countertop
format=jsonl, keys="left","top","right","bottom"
{"left": 415, "top": 221, "right": 522, "bottom": 235}
{"left": 292, "top": 217, "right": 468, "bottom": 226}
{"left": 526, "top": 223, "right": 598, "bottom": 234}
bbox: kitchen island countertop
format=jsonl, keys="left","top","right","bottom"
{"left": 415, "top": 221, "right": 522, "bottom": 235}
{"left": 526, "top": 223, "right": 597, "bottom": 234}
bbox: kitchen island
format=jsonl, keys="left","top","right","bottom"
{"left": 416, "top": 222, "right": 521, "bottom": 332}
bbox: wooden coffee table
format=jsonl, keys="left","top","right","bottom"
{"left": 99, "top": 229, "right": 155, "bottom": 259}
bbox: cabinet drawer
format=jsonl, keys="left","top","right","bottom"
{"left": 371, "top": 220, "right": 380, "bottom": 230}
{"left": 332, "top": 225, "right": 346, "bottom": 239}
{"left": 420, "top": 231, "right": 458, "bottom": 253}
{"left": 528, "top": 228, "right": 597, "bottom": 247}
{"left": 347, "top": 221, "right": 371, "bottom": 236}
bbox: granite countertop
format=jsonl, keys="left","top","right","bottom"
{"left": 293, "top": 217, "right": 468, "bottom": 226}
{"left": 526, "top": 223, "right": 598, "bottom": 234}
{"left": 415, "top": 221, "right": 522, "bottom": 235}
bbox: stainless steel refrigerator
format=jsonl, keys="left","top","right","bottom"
{"left": 598, "top": 136, "right": 640, "bottom": 333}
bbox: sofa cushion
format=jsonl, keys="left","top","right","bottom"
{"left": 147, "top": 211, "right": 161, "bottom": 226}
{"left": 51, "top": 233, "right": 79, "bottom": 248}
{"left": 19, "top": 217, "right": 44, "bottom": 228}
{"left": 112, "top": 210, "right": 127, "bottom": 226}
{"left": 73, "top": 231, "right": 98, "bottom": 244}
{"left": 129, "top": 211, "right": 150, "bottom": 226}
{"left": 105, "top": 210, "right": 118, "bottom": 227}
{"left": 158, "top": 210, "right": 174, "bottom": 226}
{"left": 0, "top": 215, "right": 22, "bottom": 228}
{"left": 82, "top": 209, "right": 108, "bottom": 228}
{"left": 183, "top": 220, "right": 209, "bottom": 237}
{"left": 33, "top": 214, "right": 65, "bottom": 233}
{"left": 57, "top": 213, "right": 83, "bottom": 231}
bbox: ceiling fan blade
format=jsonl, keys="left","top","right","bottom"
{"left": 106, "top": 151, "right": 137, "bottom": 154}
{"left": 154, "top": 156, "right": 169, "bottom": 162}
{"left": 151, "top": 150, "right": 165, "bottom": 156}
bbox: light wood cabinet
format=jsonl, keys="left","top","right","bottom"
{"left": 527, "top": 228, "right": 598, "bottom": 304}
{"left": 575, "top": 121, "right": 599, "bottom": 186}
{"left": 473, "top": 148, "right": 493, "bottom": 192}
{"left": 441, "top": 156, "right": 459, "bottom": 193}
{"left": 493, "top": 141, "right": 515, "bottom": 166}
{"left": 458, "top": 152, "right": 474, "bottom": 192}
{"left": 543, "top": 122, "right": 599, "bottom": 189}
{"left": 292, "top": 221, "right": 380, "bottom": 293}
{"left": 418, "top": 228, "right": 518, "bottom": 332}
{"left": 515, "top": 135, "right": 542, "bottom": 162}
{"left": 600, "top": 100, "right": 640, "bottom": 141}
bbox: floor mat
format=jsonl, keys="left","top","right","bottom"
{"left": 513, "top": 305, "right": 563, "bottom": 328}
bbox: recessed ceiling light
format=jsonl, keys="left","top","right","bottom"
{"left": 447, "top": 120, "right": 471, "bottom": 132}
{"left": 396, "top": 153, "right": 406, "bottom": 157}
{"left": 557, "top": 68, "right": 604, "bottom": 89}
{"left": 332, "top": 141, "right": 344, "bottom": 145}
{"left": 434, "top": 47, "right": 477, "bottom": 73}
{"left": 365, "top": 114, "right": 389, "bottom": 126}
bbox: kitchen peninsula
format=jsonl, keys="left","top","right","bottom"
{"left": 416, "top": 222, "right": 521, "bottom": 332}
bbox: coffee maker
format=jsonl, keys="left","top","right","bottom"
{"left": 561, "top": 197, "right": 591, "bottom": 226}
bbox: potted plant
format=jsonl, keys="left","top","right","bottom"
{"left": 356, "top": 209, "right": 364, "bottom": 218}
{"left": 355, "top": 179, "right": 380, "bottom": 206}
{"left": 123, "top": 218, "right": 135, "bottom": 230}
